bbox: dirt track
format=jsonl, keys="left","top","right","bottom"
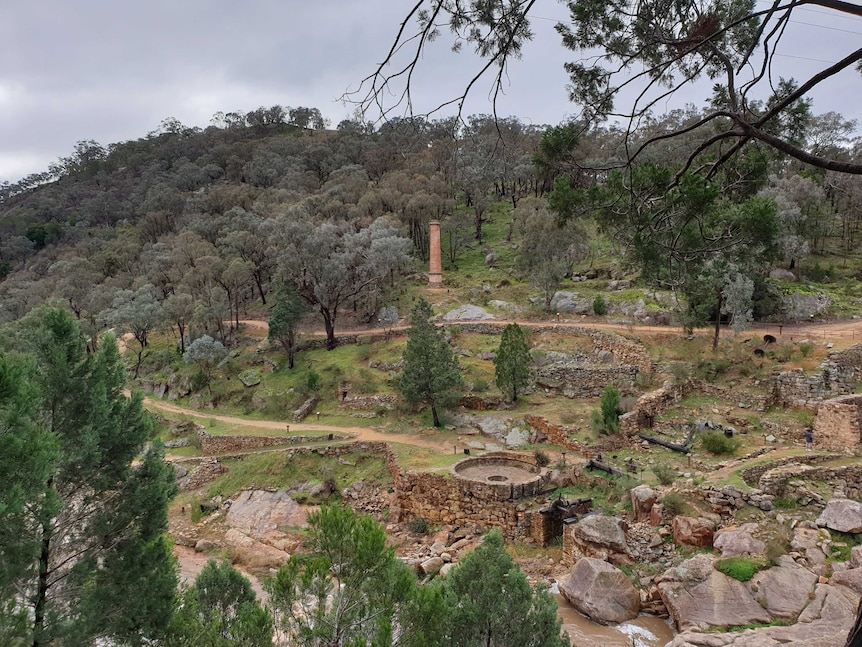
{"left": 243, "top": 315, "right": 862, "bottom": 350}
{"left": 143, "top": 396, "right": 452, "bottom": 453}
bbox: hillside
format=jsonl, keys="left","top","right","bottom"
{"left": 4, "top": 108, "right": 862, "bottom": 646}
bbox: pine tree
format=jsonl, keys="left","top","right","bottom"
{"left": 268, "top": 284, "right": 308, "bottom": 369}
{"left": 443, "top": 530, "right": 570, "bottom": 647}
{"left": 494, "top": 323, "right": 532, "bottom": 402}
{"left": 0, "top": 308, "right": 177, "bottom": 646}
{"left": 397, "top": 298, "right": 463, "bottom": 427}
{"left": 166, "top": 560, "right": 273, "bottom": 646}
{"left": 266, "top": 504, "right": 415, "bottom": 647}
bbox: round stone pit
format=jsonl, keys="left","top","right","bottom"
{"left": 451, "top": 453, "right": 546, "bottom": 501}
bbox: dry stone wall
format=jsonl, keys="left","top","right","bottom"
{"left": 535, "top": 366, "right": 638, "bottom": 398}
{"left": 195, "top": 428, "right": 348, "bottom": 455}
{"left": 391, "top": 452, "right": 554, "bottom": 540}
{"left": 773, "top": 345, "right": 862, "bottom": 408}
{"left": 813, "top": 394, "right": 862, "bottom": 451}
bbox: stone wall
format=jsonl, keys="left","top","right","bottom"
{"left": 448, "top": 323, "right": 654, "bottom": 374}
{"left": 339, "top": 395, "right": 397, "bottom": 411}
{"left": 523, "top": 415, "right": 584, "bottom": 454}
{"left": 195, "top": 428, "right": 349, "bottom": 455}
{"left": 739, "top": 454, "right": 841, "bottom": 487}
{"left": 390, "top": 452, "right": 554, "bottom": 540}
{"left": 620, "top": 381, "right": 689, "bottom": 435}
{"left": 813, "top": 394, "right": 862, "bottom": 451}
{"left": 772, "top": 345, "right": 862, "bottom": 408}
{"left": 535, "top": 366, "right": 639, "bottom": 398}
{"left": 758, "top": 463, "right": 862, "bottom": 499}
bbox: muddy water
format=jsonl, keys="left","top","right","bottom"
{"left": 556, "top": 595, "right": 676, "bottom": 647}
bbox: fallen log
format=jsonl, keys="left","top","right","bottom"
{"left": 638, "top": 434, "right": 690, "bottom": 454}
{"left": 586, "top": 459, "right": 628, "bottom": 478}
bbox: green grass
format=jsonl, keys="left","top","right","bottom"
{"left": 204, "top": 450, "right": 392, "bottom": 499}
{"left": 715, "top": 556, "right": 768, "bottom": 582}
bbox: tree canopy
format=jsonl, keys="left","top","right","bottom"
{"left": 0, "top": 308, "right": 177, "bottom": 646}
{"left": 350, "top": 0, "right": 862, "bottom": 177}
{"left": 397, "top": 298, "right": 464, "bottom": 427}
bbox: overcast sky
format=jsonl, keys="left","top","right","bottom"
{"left": 2, "top": 1, "right": 860, "bottom": 183}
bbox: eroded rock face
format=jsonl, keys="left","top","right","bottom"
{"left": 817, "top": 497, "right": 862, "bottom": 533}
{"left": 657, "top": 554, "right": 771, "bottom": 631}
{"left": 558, "top": 557, "right": 640, "bottom": 624}
{"left": 669, "top": 583, "right": 858, "bottom": 646}
{"left": 226, "top": 490, "right": 308, "bottom": 539}
{"left": 750, "top": 556, "right": 818, "bottom": 619}
{"left": 568, "top": 515, "right": 632, "bottom": 566}
{"left": 714, "top": 523, "right": 766, "bottom": 557}
{"left": 630, "top": 485, "right": 657, "bottom": 523}
{"left": 673, "top": 516, "right": 715, "bottom": 548}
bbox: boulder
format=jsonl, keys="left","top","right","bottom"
{"left": 658, "top": 554, "right": 771, "bottom": 631}
{"left": 750, "top": 556, "right": 819, "bottom": 619}
{"left": 567, "top": 515, "right": 632, "bottom": 566}
{"left": 817, "top": 498, "right": 862, "bottom": 533}
{"left": 851, "top": 545, "right": 862, "bottom": 569}
{"left": 673, "top": 516, "right": 715, "bottom": 548}
{"left": 769, "top": 268, "right": 797, "bottom": 282}
{"left": 714, "top": 523, "right": 766, "bottom": 557}
{"left": 546, "top": 291, "right": 592, "bottom": 315}
{"left": 226, "top": 490, "right": 307, "bottom": 541}
{"left": 630, "top": 485, "right": 657, "bottom": 523}
{"left": 831, "top": 567, "right": 862, "bottom": 597}
{"left": 792, "top": 526, "right": 829, "bottom": 563}
{"left": 670, "top": 583, "right": 858, "bottom": 646}
{"left": 420, "top": 557, "right": 444, "bottom": 576}
{"left": 558, "top": 558, "right": 640, "bottom": 624}
{"left": 442, "top": 305, "right": 495, "bottom": 321}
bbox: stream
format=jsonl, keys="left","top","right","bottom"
{"left": 556, "top": 595, "right": 675, "bottom": 646}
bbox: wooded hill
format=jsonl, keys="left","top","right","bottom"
{"left": 1, "top": 103, "right": 862, "bottom": 356}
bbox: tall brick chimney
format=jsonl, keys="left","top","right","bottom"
{"left": 428, "top": 220, "right": 442, "bottom": 287}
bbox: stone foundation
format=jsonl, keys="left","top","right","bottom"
{"left": 195, "top": 428, "right": 348, "bottom": 455}
{"left": 814, "top": 394, "right": 862, "bottom": 451}
{"left": 391, "top": 451, "right": 554, "bottom": 540}
{"left": 773, "top": 345, "right": 862, "bottom": 408}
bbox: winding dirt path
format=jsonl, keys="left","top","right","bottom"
{"left": 243, "top": 314, "right": 862, "bottom": 350}
{"left": 143, "top": 396, "right": 452, "bottom": 453}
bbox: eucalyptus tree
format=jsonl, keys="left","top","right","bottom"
{"left": 515, "top": 204, "right": 588, "bottom": 311}
{"left": 273, "top": 217, "right": 413, "bottom": 349}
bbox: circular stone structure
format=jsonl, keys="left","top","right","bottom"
{"left": 451, "top": 453, "right": 546, "bottom": 500}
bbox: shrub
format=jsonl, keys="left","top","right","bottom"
{"left": 472, "top": 379, "right": 489, "bottom": 393}
{"left": 701, "top": 430, "right": 740, "bottom": 456}
{"left": 652, "top": 464, "right": 677, "bottom": 486}
{"left": 765, "top": 526, "right": 792, "bottom": 566}
{"left": 592, "top": 294, "right": 608, "bottom": 316}
{"left": 592, "top": 385, "right": 621, "bottom": 435}
{"left": 533, "top": 450, "right": 551, "bottom": 467}
{"left": 407, "top": 517, "right": 428, "bottom": 535}
{"left": 305, "top": 369, "right": 320, "bottom": 393}
{"left": 715, "top": 557, "right": 767, "bottom": 582}
{"left": 662, "top": 492, "right": 686, "bottom": 517}
{"left": 799, "top": 342, "right": 813, "bottom": 358}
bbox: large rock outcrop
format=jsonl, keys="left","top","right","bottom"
{"left": 566, "top": 515, "right": 632, "bottom": 566}
{"left": 817, "top": 497, "right": 862, "bottom": 533}
{"left": 673, "top": 516, "right": 715, "bottom": 548}
{"left": 714, "top": 524, "right": 766, "bottom": 557}
{"left": 669, "top": 583, "right": 858, "bottom": 646}
{"left": 558, "top": 558, "right": 640, "bottom": 624}
{"left": 657, "top": 554, "right": 772, "bottom": 631}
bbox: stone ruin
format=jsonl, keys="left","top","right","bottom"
{"left": 391, "top": 451, "right": 577, "bottom": 545}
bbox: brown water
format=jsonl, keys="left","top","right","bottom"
{"left": 555, "top": 595, "right": 676, "bottom": 647}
